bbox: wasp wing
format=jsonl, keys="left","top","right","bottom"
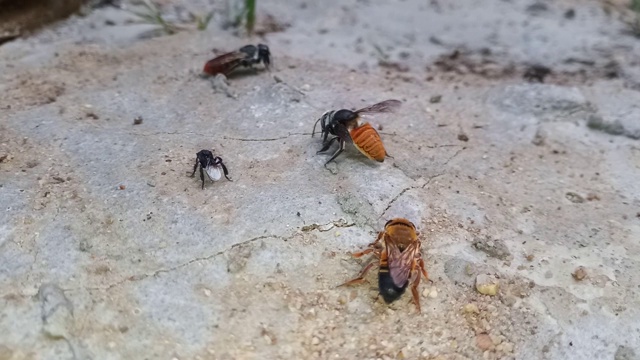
{"left": 205, "top": 164, "right": 223, "bottom": 181}
{"left": 386, "top": 239, "right": 419, "bottom": 288}
{"left": 355, "top": 99, "right": 402, "bottom": 115}
{"left": 203, "top": 51, "right": 247, "bottom": 75}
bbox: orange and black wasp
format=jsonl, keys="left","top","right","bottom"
{"left": 203, "top": 44, "right": 271, "bottom": 76}
{"left": 311, "top": 99, "right": 400, "bottom": 165}
{"left": 339, "top": 218, "right": 429, "bottom": 313}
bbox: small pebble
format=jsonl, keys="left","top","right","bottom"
{"left": 476, "top": 333, "right": 493, "bottom": 351}
{"left": 429, "top": 288, "right": 438, "bottom": 298}
{"left": 464, "top": 303, "right": 479, "bottom": 314}
{"left": 119, "top": 185, "right": 126, "bottom": 190}
{"left": 502, "top": 342, "right": 514, "bottom": 353}
{"left": 133, "top": 116, "right": 143, "bottom": 125}
{"left": 491, "top": 334, "right": 503, "bottom": 346}
{"left": 572, "top": 266, "right": 587, "bottom": 281}
{"left": 565, "top": 192, "right": 585, "bottom": 203}
{"left": 476, "top": 274, "right": 499, "bottom": 296}
{"left": 311, "top": 337, "right": 320, "bottom": 345}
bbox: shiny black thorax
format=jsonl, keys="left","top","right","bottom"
{"left": 238, "top": 44, "right": 271, "bottom": 68}
{"left": 196, "top": 150, "right": 217, "bottom": 168}
{"left": 379, "top": 267, "right": 408, "bottom": 303}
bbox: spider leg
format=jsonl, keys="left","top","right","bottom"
{"left": 220, "top": 162, "right": 232, "bottom": 181}
{"left": 324, "top": 139, "right": 346, "bottom": 166}
{"left": 191, "top": 158, "right": 199, "bottom": 177}
{"left": 199, "top": 165, "right": 205, "bottom": 189}
{"left": 317, "top": 136, "right": 339, "bottom": 154}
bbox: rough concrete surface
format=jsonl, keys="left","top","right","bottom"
{"left": 1, "top": 0, "right": 640, "bottom": 359}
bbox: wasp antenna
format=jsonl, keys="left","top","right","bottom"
{"left": 312, "top": 117, "right": 322, "bottom": 137}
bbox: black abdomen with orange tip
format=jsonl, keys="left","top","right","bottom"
{"left": 350, "top": 122, "right": 387, "bottom": 162}
{"left": 378, "top": 266, "right": 408, "bottom": 303}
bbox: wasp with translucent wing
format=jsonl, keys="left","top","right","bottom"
{"left": 311, "top": 99, "right": 401, "bottom": 165}
{"left": 203, "top": 44, "right": 271, "bottom": 76}
{"left": 191, "top": 150, "right": 232, "bottom": 189}
{"left": 339, "top": 218, "right": 429, "bottom": 313}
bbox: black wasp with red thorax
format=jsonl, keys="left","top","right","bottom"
{"left": 203, "top": 44, "right": 271, "bottom": 77}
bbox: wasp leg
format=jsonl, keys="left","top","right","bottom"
{"left": 324, "top": 139, "right": 346, "bottom": 166}
{"left": 409, "top": 270, "right": 422, "bottom": 313}
{"left": 199, "top": 165, "right": 206, "bottom": 189}
{"left": 369, "top": 231, "right": 385, "bottom": 247}
{"left": 338, "top": 261, "right": 377, "bottom": 287}
{"left": 351, "top": 248, "right": 377, "bottom": 258}
{"left": 322, "top": 128, "right": 330, "bottom": 144}
{"left": 418, "top": 259, "right": 431, "bottom": 281}
{"left": 418, "top": 258, "right": 431, "bottom": 283}
{"left": 317, "top": 136, "right": 339, "bottom": 154}
{"left": 220, "top": 162, "right": 232, "bottom": 181}
{"left": 191, "top": 158, "right": 199, "bottom": 177}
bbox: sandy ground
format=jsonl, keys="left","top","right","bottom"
{"left": 1, "top": 0, "right": 640, "bottom": 359}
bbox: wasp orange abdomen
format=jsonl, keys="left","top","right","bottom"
{"left": 349, "top": 122, "right": 386, "bottom": 162}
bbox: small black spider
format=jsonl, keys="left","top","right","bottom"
{"left": 523, "top": 65, "right": 552, "bottom": 83}
{"left": 191, "top": 150, "right": 232, "bottom": 189}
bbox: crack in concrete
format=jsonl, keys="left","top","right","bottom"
{"left": 64, "top": 235, "right": 280, "bottom": 293}
{"left": 223, "top": 132, "right": 310, "bottom": 142}
{"left": 381, "top": 141, "right": 465, "bottom": 215}
{"left": 380, "top": 132, "right": 462, "bottom": 150}
{"left": 381, "top": 173, "right": 445, "bottom": 218}
{"left": 62, "top": 215, "right": 364, "bottom": 293}
{"left": 443, "top": 146, "right": 466, "bottom": 166}
{"left": 61, "top": 216, "right": 363, "bottom": 294}
{"left": 300, "top": 219, "right": 355, "bottom": 232}
{"left": 126, "top": 131, "right": 312, "bottom": 142}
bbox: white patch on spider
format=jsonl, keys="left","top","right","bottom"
{"left": 205, "top": 165, "right": 223, "bottom": 181}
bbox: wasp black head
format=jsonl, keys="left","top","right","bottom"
{"left": 257, "top": 44, "right": 271, "bottom": 67}
{"left": 379, "top": 271, "right": 408, "bottom": 303}
{"left": 312, "top": 111, "right": 331, "bottom": 137}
